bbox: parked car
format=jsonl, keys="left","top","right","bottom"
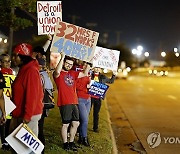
{"left": 149, "top": 69, "right": 168, "bottom": 76}
{"left": 116, "top": 67, "right": 131, "bottom": 79}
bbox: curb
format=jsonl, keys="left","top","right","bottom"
{"left": 104, "top": 98, "right": 118, "bottom": 154}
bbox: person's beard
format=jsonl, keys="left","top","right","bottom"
{"left": 63, "top": 66, "right": 70, "bottom": 71}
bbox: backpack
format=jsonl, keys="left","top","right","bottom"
{"left": 40, "top": 71, "right": 55, "bottom": 109}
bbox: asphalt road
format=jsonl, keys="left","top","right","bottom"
{"left": 106, "top": 73, "right": 180, "bottom": 154}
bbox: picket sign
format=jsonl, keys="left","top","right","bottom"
{"left": 50, "top": 21, "right": 99, "bottom": 62}
{"left": 37, "top": 1, "right": 62, "bottom": 35}
{"left": 6, "top": 123, "right": 44, "bottom": 154}
{"left": 5, "top": 123, "right": 32, "bottom": 154}
{"left": 88, "top": 80, "right": 109, "bottom": 99}
{"left": 3, "top": 93, "right": 16, "bottom": 116}
{"left": 92, "top": 46, "right": 120, "bottom": 71}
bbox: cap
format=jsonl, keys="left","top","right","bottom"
{"left": 14, "top": 43, "right": 33, "bottom": 56}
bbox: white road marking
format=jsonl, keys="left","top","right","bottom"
{"left": 167, "top": 95, "right": 177, "bottom": 100}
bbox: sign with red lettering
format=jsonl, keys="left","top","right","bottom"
{"left": 37, "top": 1, "right": 62, "bottom": 35}
{"left": 93, "top": 46, "right": 120, "bottom": 71}
{"left": 50, "top": 21, "right": 99, "bottom": 62}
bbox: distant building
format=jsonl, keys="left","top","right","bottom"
{"left": 0, "top": 31, "right": 8, "bottom": 54}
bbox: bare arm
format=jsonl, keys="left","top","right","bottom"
{"left": 53, "top": 53, "right": 65, "bottom": 78}
{"left": 43, "top": 34, "right": 52, "bottom": 52}
{"left": 0, "top": 90, "right": 6, "bottom": 124}
{"left": 78, "top": 64, "right": 91, "bottom": 78}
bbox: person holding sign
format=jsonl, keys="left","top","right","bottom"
{"left": 0, "top": 72, "right": 6, "bottom": 125}
{"left": 10, "top": 43, "right": 43, "bottom": 137}
{"left": 76, "top": 62, "right": 91, "bottom": 146}
{"left": 0, "top": 53, "right": 14, "bottom": 150}
{"left": 91, "top": 67, "right": 116, "bottom": 133}
{"left": 53, "top": 53, "right": 89, "bottom": 151}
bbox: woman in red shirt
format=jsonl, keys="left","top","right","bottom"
{"left": 76, "top": 62, "right": 91, "bottom": 146}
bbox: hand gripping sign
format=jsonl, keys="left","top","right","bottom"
{"left": 37, "top": 1, "right": 62, "bottom": 35}
{"left": 50, "top": 21, "right": 99, "bottom": 62}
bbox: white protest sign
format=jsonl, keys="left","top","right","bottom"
{"left": 3, "top": 93, "right": 16, "bottom": 116}
{"left": 92, "top": 46, "right": 120, "bottom": 71}
{"left": 37, "top": 1, "right": 62, "bottom": 35}
{"left": 5, "top": 123, "right": 32, "bottom": 154}
{"left": 50, "top": 21, "right": 99, "bottom": 62}
{"left": 15, "top": 124, "right": 44, "bottom": 154}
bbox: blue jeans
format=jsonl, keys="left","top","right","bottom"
{"left": 78, "top": 98, "right": 91, "bottom": 137}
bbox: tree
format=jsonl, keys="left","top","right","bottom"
{"left": 165, "top": 52, "right": 180, "bottom": 67}
{"left": 111, "top": 43, "right": 134, "bottom": 67}
{"left": 0, "top": 0, "right": 37, "bottom": 55}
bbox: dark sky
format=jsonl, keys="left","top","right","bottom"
{"left": 1, "top": 0, "right": 180, "bottom": 59}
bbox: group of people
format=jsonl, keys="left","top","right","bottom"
{"left": 0, "top": 38, "right": 116, "bottom": 153}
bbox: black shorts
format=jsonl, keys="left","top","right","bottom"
{"left": 59, "top": 104, "right": 79, "bottom": 124}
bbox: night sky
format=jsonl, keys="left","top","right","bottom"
{"left": 1, "top": 0, "right": 180, "bottom": 59}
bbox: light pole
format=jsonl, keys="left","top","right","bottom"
{"left": 132, "top": 45, "right": 143, "bottom": 67}
{"left": 161, "top": 51, "right": 166, "bottom": 57}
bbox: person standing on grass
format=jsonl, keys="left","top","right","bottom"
{"left": 91, "top": 67, "right": 116, "bottom": 133}
{"left": 53, "top": 53, "right": 89, "bottom": 152}
{"left": 76, "top": 62, "right": 91, "bottom": 146}
{"left": 0, "top": 54, "right": 14, "bottom": 150}
{"left": 10, "top": 43, "right": 43, "bottom": 137}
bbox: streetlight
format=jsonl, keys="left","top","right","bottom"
{"left": 174, "top": 48, "right": 178, "bottom": 52}
{"left": 161, "top": 51, "right": 166, "bottom": 57}
{"left": 144, "top": 52, "right": 149, "bottom": 57}
{"left": 175, "top": 52, "right": 179, "bottom": 57}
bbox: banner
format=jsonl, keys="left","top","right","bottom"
{"left": 50, "top": 21, "right": 99, "bottom": 62}
{"left": 93, "top": 46, "right": 120, "bottom": 71}
{"left": 88, "top": 80, "right": 109, "bottom": 99}
{"left": 3, "top": 74, "right": 16, "bottom": 97}
{"left": 37, "top": 1, "right": 62, "bottom": 35}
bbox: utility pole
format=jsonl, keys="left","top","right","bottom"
{"left": 68, "top": 15, "right": 80, "bottom": 24}
{"left": 115, "top": 31, "right": 121, "bottom": 45}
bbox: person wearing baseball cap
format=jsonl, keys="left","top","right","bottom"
{"left": 10, "top": 43, "right": 43, "bottom": 137}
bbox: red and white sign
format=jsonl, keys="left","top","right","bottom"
{"left": 37, "top": 1, "right": 62, "bottom": 35}
{"left": 50, "top": 21, "right": 99, "bottom": 62}
{"left": 93, "top": 46, "right": 120, "bottom": 71}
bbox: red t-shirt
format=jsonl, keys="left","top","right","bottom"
{"left": 76, "top": 76, "right": 90, "bottom": 99}
{"left": 54, "top": 70, "right": 79, "bottom": 106}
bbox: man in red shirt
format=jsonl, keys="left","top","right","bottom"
{"left": 53, "top": 53, "right": 89, "bottom": 151}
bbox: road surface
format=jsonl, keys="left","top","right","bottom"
{"left": 107, "top": 73, "right": 180, "bottom": 154}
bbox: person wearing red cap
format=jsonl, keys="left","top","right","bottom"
{"left": 10, "top": 43, "right": 43, "bottom": 137}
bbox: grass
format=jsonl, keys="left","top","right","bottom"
{"left": 0, "top": 92, "right": 113, "bottom": 154}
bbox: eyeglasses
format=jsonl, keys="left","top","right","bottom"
{"left": 2, "top": 60, "right": 11, "bottom": 63}
{"left": 65, "top": 61, "right": 73, "bottom": 66}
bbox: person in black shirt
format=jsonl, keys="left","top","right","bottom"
{"left": 0, "top": 72, "right": 6, "bottom": 125}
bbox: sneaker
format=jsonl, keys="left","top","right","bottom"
{"left": 2, "top": 143, "right": 10, "bottom": 150}
{"left": 63, "top": 142, "right": 70, "bottom": 151}
{"left": 69, "top": 142, "right": 78, "bottom": 152}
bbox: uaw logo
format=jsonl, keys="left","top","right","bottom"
{"left": 147, "top": 132, "right": 161, "bottom": 148}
